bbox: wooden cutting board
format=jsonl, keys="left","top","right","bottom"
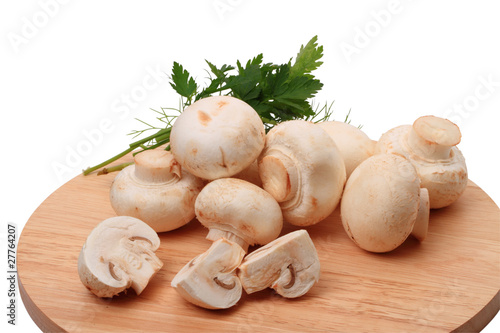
{"left": 18, "top": 159, "right": 500, "bottom": 332}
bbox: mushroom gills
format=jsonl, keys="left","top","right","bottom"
{"left": 171, "top": 238, "right": 245, "bottom": 310}
{"left": 237, "top": 229, "right": 320, "bottom": 298}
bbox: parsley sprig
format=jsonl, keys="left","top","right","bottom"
{"left": 83, "top": 36, "right": 331, "bottom": 175}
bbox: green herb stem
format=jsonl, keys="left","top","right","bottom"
{"left": 96, "top": 162, "right": 135, "bottom": 175}
{"left": 83, "top": 146, "right": 136, "bottom": 175}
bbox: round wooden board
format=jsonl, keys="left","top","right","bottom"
{"left": 18, "top": 163, "right": 500, "bottom": 333}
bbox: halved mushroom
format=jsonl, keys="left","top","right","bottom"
{"left": 109, "top": 149, "right": 205, "bottom": 232}
{"left": 340, "top": 154, "right": 429, "bottom": 253}
{"left": 237, "top": 230, "right": 320, "bottom": 298}
{"left": 258, "top": 120, "right": 346, "bottom": 226}
{"left": 195, "top": 178, "right": 283, "bottom": 253}
{"left": 171, "top": 238, "right": 245, "bottom": 309}
{"left": 317, "top": 120, "right": 376, "bottom": 179}
{"left": 170, "top": 95, "right": 266, "bottom": 180}
{"left": 376, "top": 115, "right": 468, "bottom": 208}
{"left": 78, "top": 216, "right": 163, "bottom": 297}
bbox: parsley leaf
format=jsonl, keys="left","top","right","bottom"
{"left": 290, "top": 35, "right": 324, "bottom": 79}
{"left": 170, "top": 62, "right": 197, "bottom": 104}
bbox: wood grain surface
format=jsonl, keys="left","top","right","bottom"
{"left": 18, "top": 161, "right": 500, "bottom": 332}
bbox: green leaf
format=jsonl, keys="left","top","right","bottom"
{"left": 281, "top": 76, "right": 323, "bottom": 101}
{"left": 205, "top": 60, "right": 234, "bottom": 79}
{"left": 169, "top": 62, "right": 197, "bottom": 100}
{"left": 224, "top": 56, "right": 263, "bottom": 100}
{"left": 290, "top": 35, "right": 324, "bottom": 78}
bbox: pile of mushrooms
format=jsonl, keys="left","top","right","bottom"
{"left": 77, "top": 94, "right": 468, "bottom": 309}
{"left": 168, "top": 97, "right": 326, "bottom": 309}
{"left": 340, "top": 115, "right": 466, "bottom": 253}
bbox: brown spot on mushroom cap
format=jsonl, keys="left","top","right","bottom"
{"left": 217, "top": 100, "right": 228, "bottom": 109}
{"left": 197, "top": 110, "right": 212, "bottom": 126}
{"left": 311, "top": 197, "right": 318, "bottom": 208}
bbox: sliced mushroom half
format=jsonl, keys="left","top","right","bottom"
{"left": 78, "top": 216, "right": 163, "bottom": 298}
{"left": 237, "top": 229, "right": 320, "bottom": 298}
{"left": 171, "top": 238, "right": 245, "bottom": 309}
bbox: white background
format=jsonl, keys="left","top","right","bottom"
{"left": 1, "top": 0, "right": 499, "bottom": 332}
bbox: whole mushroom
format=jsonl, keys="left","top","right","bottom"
{"left": 258, "top": 120, "right": 346, "bottom": 226}
{"left": 109, "top": 149, "right": 205, "bottom": 232}
{"left": 78, "top": 216, "right": 163, "bottom": 297}
{"left": 317, "top": 120, "right": 376, "bottom": 179}
{"left": 170, "top": 95, "right": 266, "bottom": 180}
{"left": 340, "top": 154, "right": 429, "bottom": 253}
{"left": 171, "top": 238, "right": 245, "bottom": 310}
{"left": 376, "top": 115, "right": 467, "bottom": 209}
{"left": 195, "top": 178, "right": 283, "bottom": 253}
{"left": 238, "top": 229, "right": 320, "bottom": 298}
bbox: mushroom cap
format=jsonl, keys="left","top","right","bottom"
{"left": 170, "top": 96, "right": 266, "bottom": 180}
{"left": 171, "top": 238, "right": 245, "bottom": 310}
{"left": 110, "top": 150, "right": 205, "bottom": 232}
{"left": 195, "top": 178, "right": 283, "bottom": 248}
{"left": 376, "top": 122, "right": 468, "bottom": 209}
{"left": 78, "top": 216, "right": 163, "bottom": 297}
{"left": 237, "top": 229, "right": 320, "bottom": 298}
{"left": 340, "top": 154, "right": 421, "bottom": 253}
{"left": 317, "top": 121, "right": 376, "bottom": 179}
{"left": 259, "top": 120, "right": 346, "bottom": 226}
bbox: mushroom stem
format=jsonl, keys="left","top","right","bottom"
{"left": 134, "top": 149, "right": 181, "bottom": 183}
{"left": 411, "top": 188, "right": 430, "bottom": 242}
{"left": 407, "top": 116, "right": 462, "bottom": 160}
{"left": 259, "top": 152, "right": 298, "bottom": 203}
{"left": 206, "top": 229, "right": 249, "bottom": 253}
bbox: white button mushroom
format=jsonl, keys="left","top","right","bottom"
{"left": 237, "top": 229, "right": 320, "bottom": 298}
{"left": 258, "top": 120, "right": 346, "bottom": 226}
{"left": 78, "top": 216, "right": 163, "bottom": 297}
{"left": 376, "top": 115, "right": 468, "bottom": 209}
{"left": 109, "top": 149, "right": 205, "bottom": 232}
{"left": 317, "top": 120, "right": 376, "bottom": 179}
{"left": 194, "top": 178, "right": 283, "bottom": 253}
{"left": 170, "top": 96, "right": 266, "bottom": 180}
{"left": 171, "top": 238, "right": 245, "bottom": 310}
{"left": 340, "top": 154, "right": 430, "bottom": 253}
